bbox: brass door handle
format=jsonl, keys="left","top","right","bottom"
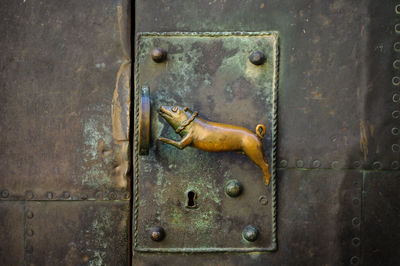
{"left": 158, "top": 105, "right": 271, "bottom": 186}
{"left": 138, "top": 86, "right": 150, "bottom": 155}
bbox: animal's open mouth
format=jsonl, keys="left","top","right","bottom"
{"left": 159, "top": 108, "right": 172, "bottom": 118}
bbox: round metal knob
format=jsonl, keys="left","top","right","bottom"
{"left": 151, "top": 48, "right": 167, "bottom": 63}
{"left": 242, "top": 225, "right": 259, "bottom": 242}
{"left": 225, "top": 180, "right": 243, "bottom": 197}
{"left": 249, "top": 51, "right": 266, "bottom": 65}
{"left": 150, "top": 226, "right": 165, "bottom": 241}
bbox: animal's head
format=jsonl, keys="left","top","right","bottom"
{"left": 159, "top": 105, "right": 193, "bottom": 130}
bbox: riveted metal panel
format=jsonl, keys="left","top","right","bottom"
{"left": 24, "top": 201, "right": 129, "bottom": 266}
{"left": 0, "top": 0, "right": 131, "bottom": 200}
{"left": 0, "top": 202, "right": 25, "bottom": 266}
{"left": 134, "top": 32, "right": 278, "bottom": 252}
{"left": 133, "top": 169, "right": 362, "bottom": 265}
{"left": 362, "top": 171, "right": 400, "bottom": 266}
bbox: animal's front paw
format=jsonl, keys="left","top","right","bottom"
{"left": 158, "top": 137, "right": 170, "bottom": 143}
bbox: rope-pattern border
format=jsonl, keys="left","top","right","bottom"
{"left": 133, "top": 31, "right": 279, "bottom": 252}
{"left": 133, "top": 34, "right": 140, "bottom": 249}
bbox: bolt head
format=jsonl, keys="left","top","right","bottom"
{"left": 150, "top": 226, "right": 165, "bottom": 241}
{"left": 242, "top": 225, "right": 259, "bottom": 242}
{"left": 249, "top": 51, "right": 266, "bottom": 65}
{"left": 1, "top": 190, "right": 9, "bottom": 198}
{"left": 225, "top": 180, "right": 243, "bottom": 197}
{"left": 151, "top": 48, "right": 167, "bottom": 63}
{"left": 26, "top": 211, "right": 34, "bottom": 219}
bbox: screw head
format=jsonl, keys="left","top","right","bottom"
{"left": 151, "top": 48, "right": 167, "bottom": 63}
{"left": 225, "top": 180, "right": 243, "bottom": 197}
{"left": 249, "top": 51, "right": 266, "bottom": 65}
{"left": 26, "top": 211, "right": 34, "bottom": 219}
{"left": 63, "top": 191, "right": 70, "bottom": 199}
{"left": 25, "top": 191, "right": 34, "bottom": 200}
{"left": 259, "top": 195, "right": 268, "bottom": 205}
{"left": 242, "top": 225, "right": 259, "bottom": 242}
{"left": 81, "top": 194, "right": 88, "bottom": 200}
{"left": 47, "top": 192, "right": 53, "bottom": 200}
{"left": 150, "top": 226, "right": 165, "bottom": 241}
{"left": 1, "top": 190, "right": 9, "bottom": 198}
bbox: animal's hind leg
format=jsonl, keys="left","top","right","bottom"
{"left": 243, "top": 145, "right": 272, "bottom": 186}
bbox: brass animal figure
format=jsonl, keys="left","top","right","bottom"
{"left": 158, "top": 106, "right": 272, "bottom": 186}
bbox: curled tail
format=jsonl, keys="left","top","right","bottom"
{"left": 255, "top": 124, "right": 266, "bottom": 139}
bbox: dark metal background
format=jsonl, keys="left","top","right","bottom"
{"left": 0, "top": 0, "right": 399, "bottom": 265}
{"left": 0, "top": 0, "right": 131, "bottom": 265}
{"left": 134, "top": 0, "right": 400, "bottom": 265}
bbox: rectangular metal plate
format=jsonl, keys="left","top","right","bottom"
{"left": 134, "top": 32, "right": 279, "bottom": 252}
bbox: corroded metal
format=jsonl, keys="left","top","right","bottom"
{"left": 151, "top": 48, "right": 167, "bottom": 63}
{"left": 159, "top": 105, "right": 271, "bottom": 185}
{"left": 134, "top": 32, "right": 279, "bottom": 252}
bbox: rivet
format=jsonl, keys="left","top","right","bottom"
{"left": 393, "top": 93, "right": 400, "bottom": 102}
{"left": 296, "top": 160, "right": 304, "bottom": 168}
{"left": 249, "top": 51, "right": 266, "bottom": 65}
{"left": 396, "top": 4, "right": 400, "bottom": 14}
{"left": 392, "top": 127, "right": 399, "bottom": 135}
{"left": 391, "top": 161, "right": 400, "bottom": 169}
{"left": 395, "top": 42, "right": 400, "bottom": 52}
{"left": 352, "top": 217, "right": 360, "bottom": 226}
{"left": 372, "top": 161, "right": 381, "bottom": 169}
{"left": 150, "top": 226, "right": 165, "bottom": 241}
{"left": 26, "top": 229, "right": 34, "bottom": 236}
{"left": 81, "top": 194, "right": 88, "bottom": 200}
{"left": 47, "top": 192, "right": 53, "bottom": 200}
{"left": 124, "top": 192, "right": 130, "bottom": 199}
{"left": 353, "top": 161, "right": 361, "bottom": 168}
{"left": 26, "top": 211, "right": 34, "bottom": 219}
{"left": 151, "top": 48, "right": 167, "bottom": 63}
{"left": 392, "top": 144, "right": 400, "bottom": 152}
{"left": 258, "top": 195, "right": 268, "bottom": 205}
{"left": 279, "top": 160, "right": 288, "bottom": 168}
{"left": 392, "top": 76, "right": 400, "bottom": 85}
{"left": 331, "top": 161, "right": 340, "bottom": 169}
{"left": 352, "top": 237, "right": 360, "bottom": 247}
{"left": 1, "top": 189, "right": 9, "bottom": 198}
{"left": 25, "top": 245, "right": 33, "bottom": 254}
{"left": 350, "top": 256, "right": 360, "bottom": 265}
{"left": 25, "top": 191, "right": 34, "bottom": 200}
{"left": 63, "top": 191, "right": 70, "bottom": 199}
{"left": 392, "top": 110, "right": 400, "bottom": 119}
{"left": 109, "top": 192, "right": 117, "bottom": 200}
{"left": 394, "top": 60, "right": 400, "bottom": 70}
{"left": 242, "top": 225, "right": 259, "bottom": 242}
{"left": 225, "top": 180, "right": 243, "bottom": 197}
{"left": 395, "top": 24, "right": 400, "bottom": 33}
{"left": 352, "top": 198, "right": 360, "bottom": 205}
{"left": 312, "top": 160, "right": 321, "bottom": 168}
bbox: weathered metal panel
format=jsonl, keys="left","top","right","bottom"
{"left": 24, "top": 201, "right": 129, "bottom": 265}
{"left": 134, "top": 32, "right": 278, "bottom": 252}
{"left": 0, "top": 0, "right": 131, "bottom": 200}
{"left": 0, "top": 202, "right": 25, "bottom": 266}
{"left": 133, "top": 169, "right": 361, "bottom": 265}
{"left": 362, "top": 172, "right": 400, "bottom": 266}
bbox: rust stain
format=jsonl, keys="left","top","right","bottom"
{"left": 117, "top": 5, "right": 129, "bottom": 61}
{"left": 360, "top": 120, "right": 368, "bottom": 160}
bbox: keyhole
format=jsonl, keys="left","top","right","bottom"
{"left": 186, "top": 190, "right": 197, "bottom": 208}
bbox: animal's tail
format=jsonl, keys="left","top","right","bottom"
{"left": 256, "top": 124, "right": 266, "bottom": 139}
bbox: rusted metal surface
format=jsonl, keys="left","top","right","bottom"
{"left": 24, "top": 201, "right": 129, "bottom": 265}
{"left": 0, "top": 0, "right": 131, "bottom": 200}
{"left": 134, "top": 33, "right": 278, "bottom": 252}
{"left": 362, "top": 172, "right": 400, "bottom": 265}
{"left": 0, "top": 0, "right": 131, "bottom": 265}
{"left": 0, "top": 202, "right": 25, "bottom": 265}
{"left": 132, "top": 170, "right": 362, "bottom": 265}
